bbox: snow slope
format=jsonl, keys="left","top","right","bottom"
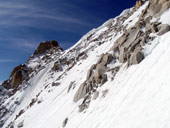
{"left": 1, "top": 1, "right": 170, "bottom": 128}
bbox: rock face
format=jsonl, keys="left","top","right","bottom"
{"left": 2, "top": 64, "right": 30, "bottom": 89}
{"left": 11, "top": 70, "right": 23, "bottom": 89}
{"left": 135, "top": 0, "right": 144, "bottom": 9}
{"left": 114, "top": 26, "right": 145, "bottom": 65}
{"left": 2, "top": 40, "right": 64, "bottom": 91}
{"left": 73, "top": 82, "right": 88, "bottom": 102}
{"left": 147, "top": 0, "right": 170, "bottom": 17}
{"left": 34, "top": 40, "right": 63, "bottom": 55}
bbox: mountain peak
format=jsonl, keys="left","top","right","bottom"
{"left": 33, "top": 40, "right": 63, "bottom": 55}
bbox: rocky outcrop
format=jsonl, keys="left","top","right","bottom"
{"left": 52, "top": 61, "right": 63, "bottom": 71}
{"left": 11, "top": 70, "right": 23, "bottom": 89}
{"left": 93, "top": 64, "right": 107, "bottom": 82}
{"left": 112, "top": 19, "right": 168, "bottom": 67}
{"left": 135, "top": 0, "right": 144, "bottom": 9}
{"left": 157, "top": 24, "right": 170, "bottom": 35}
{"left": 2, "top": 64, "right": 30, "bottom": 89}
{"left": 78, "top": 95, "right": 91, "bottom": 112}
{"left": 72, "top": 0, "right": 170, "bottom": 114}
{"left": 112, "top": 26, "right": 146, "bottom": 65}
{"left": 2, "top": 40, "right": 64, "bottom": 90}
{"left": 101, "top": 54, "right": 114, "bottom": 66}
{"left": 129, "top": 48, "right": 144, "bottom": 66}
{"left": 73, "top": 53, "right": 114, "bottom": 103}
{"left": 73, "top": 82, "right": 88, "bottom": 103}
{"left": 146, "top": 0, "right": 170, "bottom": 17}
{"left": 33, "top": 40, "right": 63, "bottom": 55}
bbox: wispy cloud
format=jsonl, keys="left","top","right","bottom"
{"left": 0, "top": 1, "right": 91, "bottom": 30}
{"left": 0, "top": 0, "right": 101, "bottom": 52}
{"left": 15, "top": 40, "right": 37, "bottom": 49}
{"left": 0, "top": 59, "right": 15, "bottom": 63}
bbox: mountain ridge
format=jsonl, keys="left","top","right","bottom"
{"left": 1, "top": 0, "right": 170, "bottom": 127}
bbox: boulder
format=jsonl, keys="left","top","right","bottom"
{"left": 76, "top": 51, "right": 87, "bottom": 61}
{"left": 62, "top": 118, "right": 68, "bottom": 127}
{"left": 101, "top": 54, "right": 113, "bottom": 66}
{"left": 93, "top": 64, "right": 107, "bottom": 80}
{"left": 52, "top": 82, "right": 60, "bottom": 87}
{"left": 17, "top": 121, "right": 24, "bottom": 128}
{"left": 145, "top": 23, "right": 152, "bottom": 32}
{"left": 148, "top": 0, "right": 170, "bottom": 17}
{"left": 67, "top": 81, "right": 74, "bottom": 93}
{"left": 153, "top": 3, "right": 162, "bottom": 15}
{"left": 73, "top": 82, "right": 87, "bottom": 102}
{"left": 52, "top": 62, "right": 62, "bottom": 71}
{"left": 144, "top": 16, "right": 152, "bottom": 24}
{"left": 129, "top": 49, "right": 144, "bottom": 65}
{"left": 124, "top": 28, "right": 142, "bottom": 49}
{"left": 79, "top": 103, "right": 88, "bottom": 112}
{"left": 102, "top": 89, "right": 109, "bottom": 98}
{"left": 157, "top": 24, "right": 170, "bottom": 35}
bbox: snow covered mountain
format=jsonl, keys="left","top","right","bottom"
{"left": 1, "top": 0, "right": 170, "bottom": 127}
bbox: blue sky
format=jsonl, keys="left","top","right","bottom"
{"left": 0, "top": 0, "right": 137, "bottom": 82}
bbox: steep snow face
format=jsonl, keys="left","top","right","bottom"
{"left": 160, "top": 9, "right": 170, "bottom": 25}
{"left": 66, "top": 31, "right": 170, "bottom": 128}
{"left": 1, "top": 0, "right": 170, "bottom": 128}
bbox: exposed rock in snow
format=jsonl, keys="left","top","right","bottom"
{"left": 62, "top": 118, "right": 68, "bottom": 127}
{"left": 17, "top": 120, "right": 24, "bottom": 127}
{"left": 1, "top": 0, "right": 170, "bottom": 128}
{"left": 129, "top": 48, "right": 144, "bottom": 65}
{"left": 157, "top": 24, "right": 170, "bottom": 35}
{"left": 33, "top": 40, "right": 62, "bottom": 55}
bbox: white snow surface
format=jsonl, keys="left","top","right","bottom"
{"left": 2, "top": 2, "right": 170, "bottom": 128}
{"left": 160, "top": 8, "right": 170, "bottom": 25}
{"left": 123, "top": 1, "right": 149, "bottom": 29}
